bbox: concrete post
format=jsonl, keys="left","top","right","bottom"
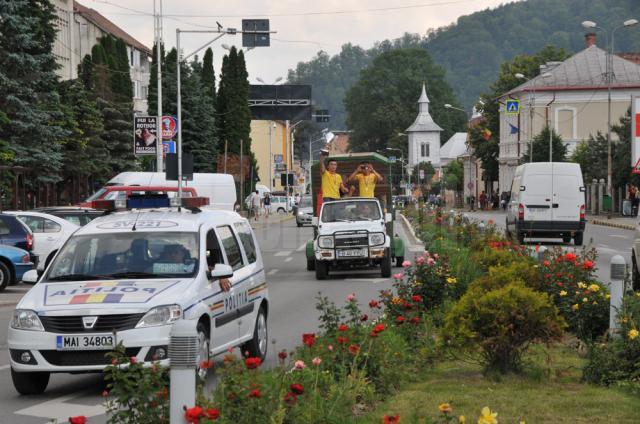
{"left": 609, "top": 255, "right": 626, "bottom": 334}
{"left": 590, "top": 179, "right": 597, "bottom": 215}
{"left": 169, "top": 320, "right": 198, "bottom": 424}
{"left": 598, "top": 178, "right": 606, "bottom": 215}
{"left": 537, "top": 245, "right": 547, "bottom": 262}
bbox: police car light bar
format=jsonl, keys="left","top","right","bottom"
{"left": 89, "top": 199, "right": 127, "bottom": 211}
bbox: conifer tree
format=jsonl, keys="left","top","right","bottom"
{"left": 202, "top": 48, "right": 216, "bottom": 111}
{"left": 148, "top": 42, "right": 165, "bottom": 116}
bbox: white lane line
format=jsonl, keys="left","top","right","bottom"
{"left": 0, "top": 364, "right": 10, "bottom": 371}
{"left": 267, "top": 269, "right": 278, "bottom": 275}
{"left": 296, "top": 243, "right": 306, "bottom": 251}
{"left": 274, "top": 251, "right": 292, "bottom": 257}
{"left": 599, "top": 244, "right": 611, "bottom": 249}
{"left": 15, "top": 390, "right": 106, "bottom": 421}
{"left": 609, "top": 234, "right": 630, "bottom": 239}
{"left": 284, "top": 257, "right": 293, "bottom": 262}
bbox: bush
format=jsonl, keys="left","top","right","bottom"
{"left": 583, "top": 294, "right": 640, "bottom": 388}
{"left": 443, "top": 282, "right": 565, "bottom": 374}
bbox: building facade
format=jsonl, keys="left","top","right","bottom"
{"left": 52, "top": 0, "right": 151, "bottom": 114}
{"left": 497, "top": 34, "right": 640, "bottom": 192}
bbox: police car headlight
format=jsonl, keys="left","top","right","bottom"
{"left": 318, "top": 236, "right": 334, "bottom": 248}
{"left": 298, "top": 211, "right": 304, "bottom": 216}
{"left": 136, "top": 304, "right": 182, "bottom": 328}
{"left": 369, "top": 232, "right": 385, "bottom": 246}
{"left": 10, "top": 309, "right": 44, "bottom": 331}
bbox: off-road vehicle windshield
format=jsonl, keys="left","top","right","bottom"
{"left": 321, "top": 201, "right": 381, "bottom": 222}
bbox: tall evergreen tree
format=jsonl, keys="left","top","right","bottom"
{"left": 0, "top": 0, "right": 65, "bottom": 185}
{"left": 202, "top": 48, "right": 217, "bottom": 111}
{"left": 521, "top": 127, "right": 567, "bottom": 163}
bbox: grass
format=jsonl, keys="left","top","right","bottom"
{"left": 360, "top": 343, "right": 640, "bottom": 423}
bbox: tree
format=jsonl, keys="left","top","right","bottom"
{"left": 611, "top": 109, "right": 640, "bottom": 189}
{"left": 0, "top": 0, "right": 65, "bottom": 186}
{"left": 445, "top": 159, "right": 464, "bottom": 191}
{"left": 201, "top": 48, "right": 216, "bottom": 110}
{"left": 345, "top": 48, "right": 465, "bottom": 154}
{"left": 572, "top": 132, "right": 607, "bottom": 183}
{"left": 521, "top": 127, "right": 567, "bottom": 163}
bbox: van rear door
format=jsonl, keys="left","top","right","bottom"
{"left": 523, "top": 174, "right": 552, "bottom": 223}
{"left": 552, "top": 174, "right": 581, "bottom": 222}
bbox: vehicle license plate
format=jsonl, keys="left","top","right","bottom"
{"left": 56, "top": 334, "right": 115, "bottom": 350}
{"left": 337, "top": 249, "right": 366, "bottom": 258}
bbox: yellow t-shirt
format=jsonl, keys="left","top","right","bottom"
{"left": 322, "top": 171, "right": 342, "bottom": 199}
{"left": 356, "top": 173, "right": 377, "bottom": 197}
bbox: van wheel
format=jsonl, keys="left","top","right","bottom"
{"left": 241, "top": 306, "right": 268, "bottom": 361}
{"left": 381, "top": 252, "right": 392, "bottom": 278}
{"left": 306, "top": 257, "right": 315, "bottom": 271}
{"left": 11, "top": 368, "right": 49, "bottom": 395}
{"left": 395, "top": 256, "right": 404, "bottom": 267}
{"left": 632, "top": 253, "right": 640, "bottom": 291}
{"left": 277, "top": 208, "right": 285, "bottom": 215}
{"left": 315, "top": 261, "right": 328, "bottom": 280}
{"left": 0, "top": 261, "right": 10, "bottom": 292}
{"left": 574, "top": 232, "right": 584, "bottom": 246}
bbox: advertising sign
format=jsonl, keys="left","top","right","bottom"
{"left": 134, "top": 116, "right": 158, "bottom": 155}
{"left": 162, "top": 141, "right": 176, "bottom": 159}
{"left": 419, "top": 169, "right": 425, "bottom": 180}
{"left": 161, "top": 116, "right": 178, "bottom": 140}
{"left": 632, "top": 96, "right": 640, "bottom": 168}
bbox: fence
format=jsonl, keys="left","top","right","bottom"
{"left": 585, "top": 179, "right": 631, "bottom": 216}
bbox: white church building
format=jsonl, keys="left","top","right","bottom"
{"left": 406, "top": 84, "right": 443, "bottom": 172}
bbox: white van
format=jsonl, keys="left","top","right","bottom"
{"left": 105, "top": 172, "right": 237, "bottom": 211}
{"left": 505, "top": 162, "right": 586, "bottom": 245}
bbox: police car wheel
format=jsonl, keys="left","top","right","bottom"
{"left": 196, "top": 322, "right": 210, "bottom": 380}
{"left": 0, "top": 261, "right": 10, "bottom": 292}
{"left": 242, "top": 307, "right": 268, "bottom": 360}
{"left": 11, "top": 368, "right": 50, "bottom": 395}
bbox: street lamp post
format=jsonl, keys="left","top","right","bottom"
{"left": 582, "top": 19, "right": 638, "bottom": 218}
{"left": 514, "top": 72, "right": 552, "bottom": 162}
{"left": 255, "top": 77, "right": 283, "bottom": 192}
{"left": 386, "top": 147, "right": 405, "bottom": 194}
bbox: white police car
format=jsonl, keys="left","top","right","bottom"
{"left": 8, "top": 197, "right": 269, "bottom": 394}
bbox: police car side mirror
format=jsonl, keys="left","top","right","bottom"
{"left": 209, "top": 264, "right": 233, "bottom": 280}
{"left": 312, "top": 217, "right": 318, "bottom": 226}
{"left": 22, "top": 269, "right": 38, "bottom": 284}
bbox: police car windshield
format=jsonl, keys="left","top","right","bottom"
{"left": 47, "top": 232, "right": 199, "bottom": 281}
{"left": 321, "top": 201, "right": 381, "bottom": 222}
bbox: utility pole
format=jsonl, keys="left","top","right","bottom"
{"left": 285, "top": 120, "right": 290, "bottom": 201}
{"left": 240, "top": 138, "right": 244, "bottom": 212}
{"left": 269, "top": 121, "right": 273, "bottom": 191}
{"left": 154, "top": 0, "right": 163, "bottom": 172}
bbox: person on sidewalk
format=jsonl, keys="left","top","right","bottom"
{"left": 347, "top": 161, "right": 383, "bottom": 198}
{"left": 630, "top": 185, "right": 639, "bottom": 217}
{"left": 320, "top": 151, "right": 348, "bottom": 202}
{"left": 479, "top": 191, "right": 487, "bottom": 210}
{"left": 249, "top": 190, "right": 261, "bottom": 221}
{"left": 263, "top": 193, "right": 271, "bottom": 218}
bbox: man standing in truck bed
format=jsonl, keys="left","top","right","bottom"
{"left": 320, "top": 151, "right": 348, "bottom": 202}
{"left": 348, "top": 160, "right": 383, "bottom": 198}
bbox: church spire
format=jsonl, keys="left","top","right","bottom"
{"left": 418, "top": 83, "right": 430, "bottom": 113}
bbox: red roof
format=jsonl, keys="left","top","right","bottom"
{"left": 73, "top": 1, "right": 151, "bottom": 55}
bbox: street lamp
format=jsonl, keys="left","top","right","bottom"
{"left": 581, "top": 18, "right": 638, "bottom": 218}
{"left": 515, "top": 72, "right": 552, "bottom": 162}
{"left": 256, "top": 76, "right": 283, "bottom": 84}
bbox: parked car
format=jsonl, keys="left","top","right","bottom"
{"left": 4, "top": 211, "right": 79, "bottom": 272}
{"left": 79, "top": 185, "right": 198, "bottom": 208}
{"left": 296, "top": 196, "right": 313, "bottom": 227}
{"left": 0, "top": 213, "right": 36, "bottom": 267}
{"left": 0, "top": 245, "right": 34, "bottom": 291}
{"left": 244, "top": 194, "right": 292, "bottom": 214}
{"left": 33, "top": 207, "right": 106, "bottom": 226}
{"left": 505, "top": 162, "right": 585, "bottom": 245}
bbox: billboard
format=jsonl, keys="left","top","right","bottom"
{"left": 249, "top": 84, "right": 312, "bottom": 121}
{"left": 161, "top": 116, "right": 178, "bottom": 140}
{"left": 633, "top": 96, "right": 640, "bottom": 169}
{"left": 134, "top": 116, "right": 158, "bottom": 155}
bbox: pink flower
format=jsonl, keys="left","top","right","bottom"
{"left": 227, "top": 346, "right": 234, "bottom": 353}
{"left": 402, "top": 260, "right": 412, "bottom": 267}
{"left": 312, "top": 357, "right": 322, "bottom": 366}
{"left": 427, "top": 258, "right": 435, "bottom": 266}
{"left": 433, "top": 253, "right": 439, "bottom": 259}
{"left": 327, "top": 344, "right": 334, "bottom": 352}
{"left": 393, "top": 273, "right": 404, "bottom": 280}
{"left": 416, "top": 256, "right": 425, "bottom": 264}
{"left": 130, "top": 356, "right": 138, "bottom": 364}
{"left": 294, "top": 360, "right": 306, "bottom": 370}
{"left": 424, "top": 250, "right": 430, "bottom": 257}
{"left": 346, "top": 293, "right": 356, "bottom": 302}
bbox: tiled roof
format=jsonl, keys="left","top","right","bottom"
{"left": 505, "top": 45, "right": 640, "bottom": 97}
{"left": 74, "top": 1, "right": 151, "bottom": 55}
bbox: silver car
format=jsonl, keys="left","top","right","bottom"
{"left": 296, "top": 196, "right": 313, "bottom": 227}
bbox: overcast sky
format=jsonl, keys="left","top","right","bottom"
{"left": 82, "top": 0, "right": 517, "bottom": 82}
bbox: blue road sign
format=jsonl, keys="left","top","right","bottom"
{"left": 389, "top": 155, "right": 396, "bottom": 162}
{"left": 505, "top": 99, "right": 520, "bottom": 115}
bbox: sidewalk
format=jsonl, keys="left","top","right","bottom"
{"left": 588, "top": 214, "right": 636, "bottom": 231}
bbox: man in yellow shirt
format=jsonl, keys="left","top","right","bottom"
{"left": 320, "top": 152, "right": 348, "bottom": 201}
{"left": 348, "top": 161, "right": 383, "bottom": 198}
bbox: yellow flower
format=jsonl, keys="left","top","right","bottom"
{"left": 577, "top": 282, "right": 587, "bottom": 289}
{"left": 446, "top": 277, "right": 457, "bottom": 284}
{"left": 477, "top": 406, "right": 498, "bottom": 424}
{"left": 572, "top": 304, "right": 580, "bottom": 311}
{"left": 582, "top": 297, "right": 588, "bottom": 303}
{"left": 606, "top": 294, "right": 611, "bottom": 299}
{"left": 439, "top": 403, "right": 453, "bottom": 414}
{"left": 592, "top": 301, "right": 598, "bottom": 305}
{"left": 588, "top": 284, "right": 600, "bottom": 292}
{"left": 559, "top": 290, "right": 567, "bottom": 297}
{"left": 629, "top": 329, "right": 639, "bottom": 340}
{"left": 636, "top": 292, "right": 640, "bottom": 298}
{"left": 622, "top": 317, "right": 629, "bottom": 324}
{"left": 459, "top": 416, "right": 466, "bottom": 423}
{"left": 391, "top": 297, "right": 402, "bottom": 305}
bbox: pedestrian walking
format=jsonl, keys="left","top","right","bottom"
{"left": 263, "top": 193, "right": 271, "bottom": 218}
{"left": 249, "top": 190, "right": 261, "bottom": 221}
{"left": 479, "top": 191, "right": 487, "bottom": 210}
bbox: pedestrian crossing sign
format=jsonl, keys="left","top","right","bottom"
{"left": 505, "top": 99, "right": 520, "bottom": 115}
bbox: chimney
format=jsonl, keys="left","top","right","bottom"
{"left": 585, "top": 32, "right": 597, "bottom": 48}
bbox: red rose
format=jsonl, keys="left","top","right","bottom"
{"left": 111, "top": 358, "right": 118, "bottom": 365}
{"left": 184, "top": 406, "right": 204, "bottom": 423}
{"left": 564, "top": 252, "right": 577, "bottom": 262}
{"left": 248, "top": 389, "right": 261, "bottom": 398}
{"left": 199, "top": 359, "right": 214, "bottom": 370}
{"left": 410, "top": 317, "right": 420, "bottom": 325}
{"left": 373, "top": 323, "right": 385, "bottom": 333}
{"left": 284, "top": 392, "right": 297, "bottom": 406}
{"left": 411, "top": 295, "right": 422, "bottom": 303}
{"left": 338, "top": 324, "right": 349, "bottom": 332}
{"left": 69, "top": 417, "right": 87, "bottom": 424}
{"left": 395, "top": 316, "right": 406, "bottom": 325}
{"left": 360, "top": 314, "right": 368, "bottom": 322}
{"left": 369, "top": 300, "right": 380, "bottom": 309}
{"left": 557, "top": 282, "right": 563, "bottom": 287}
{"left": 278, "top": 350, "right": 287, "bottom": 360}
{"left": 245, "top": 357, "right": 262, "bottom": 369}
{"left": 543, "top": 260, "right": 550, "bottom": 267}
{"left": 348, "top": 344, "right": 361, "bottom": 355}
{"left": 337, "top": 336, "right": 347, "bottom": 344}
{"left": 290, "top": 383, "right": 305, "bottom": 395}
{"left": 383, "top": 414, "right": 401, "bottom": 424}
{"left": 302, "top": 333, "right": 316, "bottom": 348}
{"left": 370, "top": 331, "right": 378, "bottom": 338}
{"left": 205, "top": 408, "right": 221, "bottom": 420}
{"left": 403, "top": 302, "right": 413, "bottom": 310}
{"left": 583, "top": 260, "right": 594, "bottom": 270}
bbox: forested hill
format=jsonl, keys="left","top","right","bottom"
{"left": 287, "top": 0, "right": 640, "bottom": 129}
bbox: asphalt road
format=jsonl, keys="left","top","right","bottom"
{"left": 0, "top": 216, "right": 421, "bottom": 424}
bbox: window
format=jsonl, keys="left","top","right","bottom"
{"left": 0, "top": 218, "right": 10, "bottom": 235}
{"left": 217, "top": 225, "right": 244, "bottom": 271}
{"left": 206, "top": 229, "right": 223, "bottom": 269}
{"left": 234, "top": 222, "right": 257, "bottom": 264}
{"left": 19, "top": 216, "right": 44, "bottom": 233}
{"left": 421, "top": 143, "right": 430, "bottom": 157}
{"left": 44, "top": 219, "right": 62, "bottom": 233}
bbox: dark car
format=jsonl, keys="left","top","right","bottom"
{"left": 0, "top": 214, "right": 37, "bottom": 268}
{"left": 32, "top": 206, "right": 106, "bottom": 226}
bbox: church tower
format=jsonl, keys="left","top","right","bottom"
{"left": 406, "top": 84, "right": 442, "bottom": 172}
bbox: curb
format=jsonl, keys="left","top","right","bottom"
{"left": 590, "top": 219, "right": 635, "bottom": 231}
{"left": 399, "top": 213, "right": 422, "bottom": 246}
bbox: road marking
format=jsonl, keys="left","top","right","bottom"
{"left": 284, "top": 257, "right": 293, "bottom": 262}
{"left": 609, "top": 234, "right": 630, "bottom": 239}
{"left": 267, "top": 269, "right": 278, "bottom": 275}
{"left": 297, "top": 243, "right": 306, "bottom": 251}
{"left": 274, "top": 251, "right": 292, "bottom": 257}
{"left": 15, "top": 390, "right": 106, "bottom": 421}
{"left": 0, "top": 364, "right": 10, "bottom": 371}
{"left": 344, "top": 278, "right": 389, "bottom": 284}
{"left": 599, "top": 244, "right": 610, "bottom": 249}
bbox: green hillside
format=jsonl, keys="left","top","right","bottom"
{"left": 287, "top": 0, "right": 640, "bottom": 128}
